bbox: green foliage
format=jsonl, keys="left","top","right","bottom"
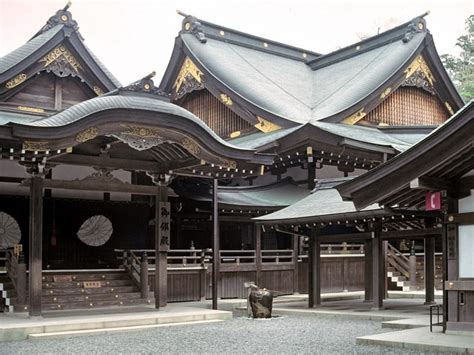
{"left": 441, "top": 15, "right": 474, "bottom": 102}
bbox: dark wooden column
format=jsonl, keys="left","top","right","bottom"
{"left": 293, "top": 233, "right": 299, "bottom": 293}
{"left": 212, "top": 178, "right": 220, "bottom": 310}
{"left": 371, "top": 223, "right": 384, "bottom": 310}
{"left": 155, "top": 185, "right": 168, "bottom": 309}
{"left": 28, "top": 176, "right": 44, "bottom": 317}
{"left": 364, "top": 239, "right": 373, "bottom": 302}
{"left": 424, "top": 236, "right": 436, "bottom": 305}
{"left": 308, "top": 231, "right": 321, "bottom": 308}
{"left": 255, "top": 224, "right": 262, "bottom": 286}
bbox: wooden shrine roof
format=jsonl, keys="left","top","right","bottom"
{"left": 0, "top": 3, "right": 120, "bottom": 99}
{"left": 0, "top": 76, "right": 274, "bottom": 178}
{"left": 161, "top": 13, "right": 463, "bottom": 129}
{"left": 337, "top": 100, "right": 474, "bottom": 210}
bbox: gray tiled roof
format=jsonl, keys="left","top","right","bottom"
{"left": 0, "top": 26, "right": 63, "bottom": 74}
{"left": 254, "top": 177, "right": 381, "bottom": 222}
{"left": 182, "top": 30, "right": 425, "bottom": 125}
{"left": 177, "top": 178, "right": 310, "bottom": 208}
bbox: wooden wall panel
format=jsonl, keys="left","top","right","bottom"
{"left": 297, "top": 257, "right": 365, "bottom": 294}
{"left": 179, "top": 89, "right": 254, "bottom": 138}
{"left": 218, "top": 271, "right": 257, "bottom": 299}
{"left": 61, "top": 76, "right": 93, "bottom": 108}
{"left": 363, "top": 87, "right": 449, "bottom": 126}
{"left": 6, "top": 73, "right": 56, "bottom": 109}
{"left": 260, "top": 270, "right": 294, "bottom": 295}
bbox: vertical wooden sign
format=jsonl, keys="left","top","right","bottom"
{"left": 158, "top": 202, "right": 171, "bottom": 252}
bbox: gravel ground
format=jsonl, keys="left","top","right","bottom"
{"left": 1, "top": 311, "right": 438, "bottom": 354}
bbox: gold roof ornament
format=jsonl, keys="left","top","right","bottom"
{"left": 40, "top": 45, "right": 82, "bottom": 73}
{"left": 75, "top": 127, "right": 99, "bottom": 143}
{"left": 220, "top": 94, "right": 233, "bottom": 106}
{"left": 342, "top": 108, "right": 366, "bottom": 125}
{"left": 254, "top": 116, "right": 281, "bottom": 133}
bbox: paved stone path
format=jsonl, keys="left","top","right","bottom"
{"left": 1, "top": 311, "right": 439, "bottom": 354}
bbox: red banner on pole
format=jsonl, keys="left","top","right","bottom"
{"left": 425, "top": 192, "right": 441, "bottom": 211}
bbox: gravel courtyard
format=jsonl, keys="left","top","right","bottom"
{"left": 0, "top": 311, "right": 438, "bottom": 354}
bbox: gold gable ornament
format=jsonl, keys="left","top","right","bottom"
{"left": 254, "top": 116, "right": 281, "bottom": 133}
{"left": 404, "top": 55, "right": 435, "bottom": 85}
{"left": 174, "top": 57, "right": 203, "bottom": 93}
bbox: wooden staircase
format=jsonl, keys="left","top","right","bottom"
{"left": 4, "top": 270, "right": 153, "bottom": 312}
{"left": 38, "top": 271, "right": 153, "bottom": 312}
{"left": 386, "top": 244, "right": 443, "bottom": 291}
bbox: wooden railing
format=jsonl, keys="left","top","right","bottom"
{"left": 219, "top": 250, "right": 255, "bottom": 265}
{"left": 321, "top": 243, "right": 364, "bottom": 254}
{"left": 0, "top": 249, "right": 7, "bottom": 272}
{"left": 386, "top": 243, "right": 410, "bottom": 279}
{"left": 261, "top": 250, "right": 294, "bottom": 264}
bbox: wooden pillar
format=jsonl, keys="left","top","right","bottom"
{"left": 255, "top": 224, "right": 262, "bottom": 286}
{"left": 371, "top": 222, "right": 384, "bottom": 310}
{"left": 140, "top": 252, "right": 149, "bottom": 300}
{"left": 364, "top": 239, "right": 373, "bottom": 302}
{"left": 212, "top": 178, "right": 220, "bottom": 310}
{"left": 293, "top": 233, "right": 299, "bottom": 294}
{"left": 308, "top": 232, "right": 321, "bottom": 308}
{"left": 424, "top": 236, "right": 436, "bottom": 305}
{"left": 154, "top": 186, "right": 168, "bottom": 309}
{"left": 28, "top": 176, "right": 44, "bottom": 317}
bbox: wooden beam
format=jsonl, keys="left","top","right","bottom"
{"left": 382, "top": 228, "right": 442, "bottom": 239}
{"left": 22, "top": 178, "right": 160, "bottom": 195}
{"left": 409, "top": 176, "right": 454, "bottom": 191}
{"left": 28, "top": 176, "right": 43, "bottom": 317}
{"left": 445, "top": 212, "right": 474, "bottom": 225}
{"left": 212, "top": 178, "right": 220, "bottom": 310}
{"left": 50, "top": 154, "right": 161, "bottom": 171}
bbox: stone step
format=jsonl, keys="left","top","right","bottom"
{"left": 41, "top": 297, "right": 153, "bottom": 311}
{"left": 27, "top": 319, "right": 225, "bottom": 340}
{"left": 41, "top": 285, "right": 138, "bottom": 296}
{"left": 42, "top": 292, "right": 144, "bottom": 304}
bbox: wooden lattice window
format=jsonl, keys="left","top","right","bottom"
{"left": 363, "top": 87, "right": 449, "bottom": 126}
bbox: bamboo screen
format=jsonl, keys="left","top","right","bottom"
{"left": 179, "top": 89, "right": 253, "bottom": 137}
{"left": 363, "top": 87, "right": 449, "bottom": 126}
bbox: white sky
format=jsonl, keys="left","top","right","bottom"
{"left": 1, "top": 0, "right": 472, "bottom": 85}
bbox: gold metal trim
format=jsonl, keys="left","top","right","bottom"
{"left": 17, "top": 106, "right": 45, "bottom": 113}
{"left": 5, "top": 73, "right": 27, "bottom": 89}
{"left": 404, "top": 55, "right": 435, "bottom": 85}
{"left": 75, "top": 127, "right": 99, "bottom": 143}
{"left": 22, "top": 141, "right": 49, "bottom": 151}
{"left": 341, "top": 108, "right": 366, "bottom": 125}
{"left": 220, "top": 94, "right": 233, "bottom": 106}
{"left": 93, "top": 86, "right": 104, "bottom": 96}
{"left": 445, "top": 101, "right": 454, "bottom": 115}
{"left": 380, "top": 87, "right": 392, "bottom": 100}
{"left": 229, "top": 131, "right": 241, "bottom": 138}
{"left": 174, "top": 57, "right": 203, "bottom": 92}
{"left": 254, "top": 116, "right": 281, "bottom": 133}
